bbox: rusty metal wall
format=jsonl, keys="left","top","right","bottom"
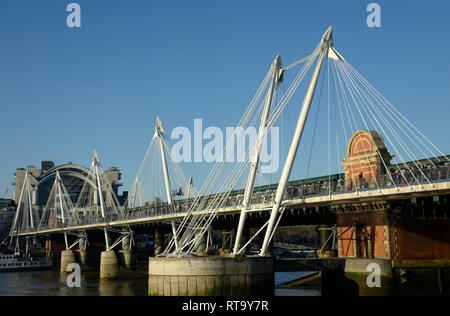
{"left": 393, "top": 217, "right": 450, "bottom": 262}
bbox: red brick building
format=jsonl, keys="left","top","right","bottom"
{"left": 342, "top": 130, "right": 392, "bottom": 190}
{"left": 338, "top": 130, "right": 393, "bottom": 258}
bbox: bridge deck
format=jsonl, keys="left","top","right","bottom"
{"left": 15, "top": 180, "right": 450, "bottom": 237}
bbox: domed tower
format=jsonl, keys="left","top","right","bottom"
{"left": 342, "top": 130, "right": 393, "bottom": 189}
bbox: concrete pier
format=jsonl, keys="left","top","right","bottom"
{"left": 100, "top": 251, "right": 119, "bottom": 279}
{"left": 118, "top": 250, "right": 136, "bottom": 270}
{"left": 148, "top": 256, "right": 274, "bottom": 296}
{"left": 60, "top": 250, "right": 76, "bottom": 273}
{"left": 193, "top": 233, "right": 207, "bottom": 255}
{"left": 76, "top": 249, "right": 87, "bottom": 265}
{"left": 154, "top": 227, "right": 164, "bottom": 256}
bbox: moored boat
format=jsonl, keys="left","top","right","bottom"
{"left": 0, "top": 252, "right": 53, "bottom": 272}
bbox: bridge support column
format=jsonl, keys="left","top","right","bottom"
{"left": 118, "top": 250, "right": 136, "bottom": 270}
{"left": 220, "top": 230, "right": 234, "bottom": 255}
{"left": 235, "top": 227, "right": 250, "bottom": 255}
{"left": 164, "top": 231, "right": 173, "bottom": 251}
{"left": 121, "top": 234, "right": 131, "bottom": 250}
{"left": 76, "top": 237, "right": 88, "bottom": 265}
{"left": 317, "top": 224, "right": 334, "bottom": 258}
{"left": 76, "top": 249, "right": 87, "bottom": 265}
{"left": 118, "top": 234, "right": 136, "bottom": 269}
{"left": 154, "top": 227, "right": 164, "bottom": 256}
{"left": 45, "top": 238, "right": 52, "bottom": 258}
{"left": 193, "top": 232, "right": 207, "bottom": 255}
{"left": 100, "top": 251, "right": 119, "bottom": 279}
{"left": 267, "top": 239, "right": 274, "bottom": 256}
{"left": 60, "top": 250, "right": 76, "bottom": 273}
{"left": 25, "top": 237, "right": 30, "bottom": 258}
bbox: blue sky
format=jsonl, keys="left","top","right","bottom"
{"left": 1, "top": 0, "right": 449, "bottom": 199}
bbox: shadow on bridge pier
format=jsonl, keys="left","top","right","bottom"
{"left": 275, "top": 257, "right": 449, "bottom": 296}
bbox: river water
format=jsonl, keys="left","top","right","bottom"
{"left": 0, "top": 268, "right": 320, "bottom": 296}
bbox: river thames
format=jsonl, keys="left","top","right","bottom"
{"left": 0, "top": 269, "right": 319, "bottom": 296}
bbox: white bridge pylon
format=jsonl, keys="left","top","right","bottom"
{"left": 42, "top": 150, "right": 127, "bottom": 252}
{"left": 164, "top": 25, "right": 449, "bottom": 257}
{"left": 38, "top": 171, "right": 76, "bottom": 249}
{"left": 38, "top": 171, "right": 90, "bottom": 251}
{"left": 75, "top": 151, "right": 123, "bottom": 218}
{"left": 233, "top": 54, "right": 282, "bottom": 254}
{"left": 259, "top": 27, "right": 334, "bottom": 255}
{"left": 9, "top": 171, "right": 40, "bottom": 250}
{"left": 129, "top": 117, "right": 197, "bottom": 252}
{"left": 130, "top": 117, "right": 196, "bottom": 209}
{"left": 89, "top": 151, "right": 128, "bottom": 251}
{"left": 162, "top": 26, "right": 335, "bottom": 257}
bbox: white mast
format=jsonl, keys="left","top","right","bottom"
{"left": 132, "top": 177, "right": 143, "bottom": 208}
{"left": 233, "top": 54, "right": 282, "bottom": 255}
{"left": 259, "top": 26, "right": 334, "bottom": 256}
{"left": 155, "top": 117, "right": 173, "bottom": 205}
{"left": 28, "top": 175, "right": 34, "bottom": 229}
{"left": 55, "top": 171, "right": 69, "bottom": 249}
{"left": 186, "top": 176, "right": 193, "bottom": 199}
{"left": 154, "top": 117, "right": 179, "bottom": 251}
{"left": 9, "top": 172, "right": 28, "bottom": 245}
{"left": 93, "top": 151, "right": 111, "bottom": 251}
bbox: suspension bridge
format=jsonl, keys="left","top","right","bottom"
{"left": 5, "top": 26, "right": 450, "bottom": 295}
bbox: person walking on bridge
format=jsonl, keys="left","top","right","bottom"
{"left": 359, "top": 171, "right": 365, "bottom": 189}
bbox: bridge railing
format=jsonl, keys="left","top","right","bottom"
{"left": 13, "top": 165, "right": 450, "bottom": 235}
{"left": 283, "top": 164, "right": 450, "bottom": 199}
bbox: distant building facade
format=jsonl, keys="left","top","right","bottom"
{"left": 0, "top": 199, "right": 15, "bottom": 239}
{"left": 0, "top": 198, "right": 15, "bottom": 211}
{"left": 13, "top": 161, "right": 128, "bottom": 207}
